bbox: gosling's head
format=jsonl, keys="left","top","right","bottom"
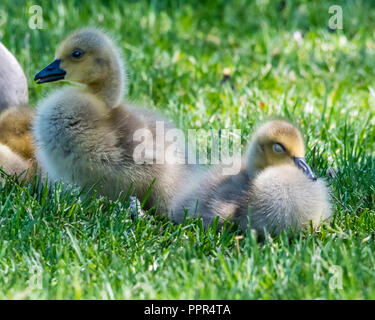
{"left": 246, "top": 120, "right": 317, "bottom": 181}
{"left": 34, "top": 28, "right": 126, "bottom": 105}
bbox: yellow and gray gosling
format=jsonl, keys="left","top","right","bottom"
{"left": 170, "top": 120, "right": 331, "bottom": 236}
{"left": 33, "top": 28, "right": 188, "bottom": 214}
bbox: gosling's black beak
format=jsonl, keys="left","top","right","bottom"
{"left": 34, "top": 59, "right": 66, "bottom": 84}
{"left": 293, "top": 157, "right": 317, "bottom": 181}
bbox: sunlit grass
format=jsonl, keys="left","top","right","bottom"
{"left": 0, "top": 0, "right": 374, "bottom": 299}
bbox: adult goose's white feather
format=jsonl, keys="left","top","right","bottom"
{"left": 0, "top": 43, "right": 28, "bottom": 112}
{"left": 33, "top": 29, "right": 188, "bottom": 213}
{"left": 170, "top": 120, "right": 331, "bottom": 235}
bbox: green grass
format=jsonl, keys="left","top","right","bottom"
{"left": 0, "top": 0, "right": 375, "bottom": 299}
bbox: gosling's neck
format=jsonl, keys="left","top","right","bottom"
{"left": 86, "top": 55, "right": 126, "bottom": 108}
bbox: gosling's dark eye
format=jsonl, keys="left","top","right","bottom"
{"left": 72, "top": 49, "right": 84, "bottom": 59}
{"left": 272, "top": 143, "right": 286, "bottom": 153}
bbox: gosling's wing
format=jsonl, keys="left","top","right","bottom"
{"left": 109, "top": 103, "right": 185, "bottom": 164}
{"left": 108, "top": 104, "right": 146, "bottom": 163}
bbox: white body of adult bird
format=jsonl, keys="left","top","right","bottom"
{"left": 0, "top": 42, "right": 28, "bottom": 112}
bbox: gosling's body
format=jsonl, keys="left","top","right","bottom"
{"left": 0, "top": 143, "right": 31, "bottom": 178}
{"left": 170, "top": 164, "right": 250, "bottom": 228}
{"left": 237, "top": 165, "right": 331, "bottom": 234}
{"left": 33, "top": 29, "right": 187, "bottom": 213}
{"left": 0, "top": 43, "right": 28, "bottom": 112}
{"left": 170, "top": 120, "right": 331, "bottom": 235}
{"left": 34, "top": 87, "right": 185, "bottom": 211}
{"left": 0, "top": 105, "right": 35, "bottom": 160}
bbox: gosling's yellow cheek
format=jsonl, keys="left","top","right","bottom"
{"left": 55, "top": 45, "right": 66, "bottom": 59}
{"left": 60, "top": 57, "right": 75, "bottom": 70}
{"left": 268, "top": 156, "right": 290, "bottom": 167}
{"left": 59, "top": 61, "right": 67, "bottom": 70}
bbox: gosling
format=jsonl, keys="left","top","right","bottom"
{"left": 0, "top": 143, "right": 31, "bottom": 179}
{"left": 0, "top": 43, "right": 35, "bottom": 180}
{"left": 33, "top": 28, "right": 187, "bottom": 214}
{"left": 169, "top": 120, "right": 331, "bottom": 236}
{"left": 0, "top": 105, "right": 35, "bottom": 161}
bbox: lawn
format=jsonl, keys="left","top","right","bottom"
{"left": 0, "top": 0, "right": 375, "bottom": 299}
